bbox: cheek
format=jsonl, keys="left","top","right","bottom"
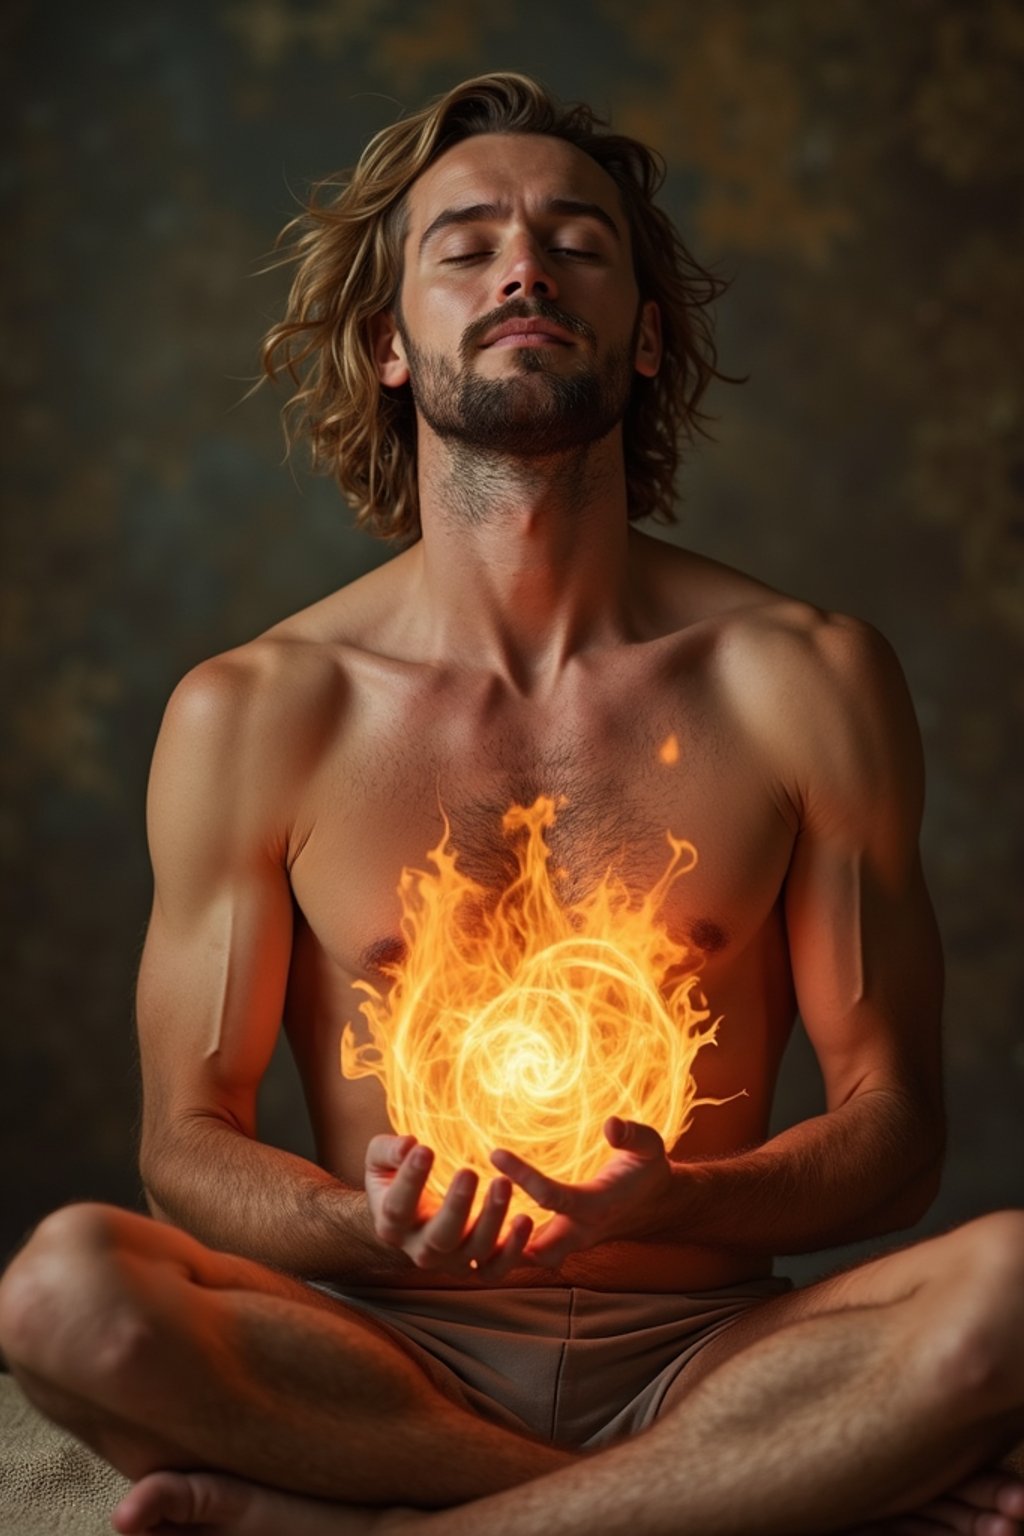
{"left": 416, "top": 279, "right": 480, "bottom": 335}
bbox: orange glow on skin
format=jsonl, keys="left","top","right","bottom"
{"left": 341, "top": 797, "right": 734, "bottom": 1226}
{"left": 658, "top": 733, "right": 680, "bottom": 765}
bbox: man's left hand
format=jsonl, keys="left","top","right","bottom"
{"left": 489, "top": 1117, "right": 674, "bottom": 1267}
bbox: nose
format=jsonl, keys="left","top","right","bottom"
{"left": 496, "top": 235, "right": 558, "bottom": 304}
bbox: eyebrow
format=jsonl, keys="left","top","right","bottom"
{"left": 417, "top": 197, "right": 622, "bottom": 256}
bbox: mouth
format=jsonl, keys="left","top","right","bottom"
{"left": 481, "top": 319, "right": 577, "bottom": 349}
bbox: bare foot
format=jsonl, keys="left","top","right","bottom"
{"left": 850, "top": 1467, "right": 1024, "bottom": 1535}
{"left": 111, "top": 1471, "right": 428, "bottom": 1536}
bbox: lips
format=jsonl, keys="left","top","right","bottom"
{"left": 481, "top": 318, "right": 576, "bottom": 348}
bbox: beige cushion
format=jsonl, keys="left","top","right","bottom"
{"left": 0, "top": 1373, "right": 129, "bottom": 1536}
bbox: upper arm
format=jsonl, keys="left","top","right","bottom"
{"left": 775, "top": 616, "right": 944, "bottom": 1131}
{"left": 136, "top": 650, "right": 299, "bottom": 1182}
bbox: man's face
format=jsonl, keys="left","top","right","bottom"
{"left": 375, "top": 133, "right": 661, "bottom": 459}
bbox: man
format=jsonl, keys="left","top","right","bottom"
{"left": 1, "top": 72, "right": 1023, "bottom": 1536}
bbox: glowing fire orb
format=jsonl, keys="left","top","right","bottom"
{"left": 341, "top": 796, "right": 727, "bottom": 1225}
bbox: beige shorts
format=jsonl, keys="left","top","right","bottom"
{"left": 310, "top": 1275, "right": 792, "bottom": 1450}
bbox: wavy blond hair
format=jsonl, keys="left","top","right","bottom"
{"left": 254, "top": 73, "right": 743, "bottom": 542}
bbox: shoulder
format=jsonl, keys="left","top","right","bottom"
{"left": 641, "top": 533, "right": 909, "bottom": 712}
{"left": 147, "top": 638, "right": 336, "bottom": 870}
{"left": 158, "top": 550, "right": 414, "bottom": 746}
{"left": 638, "top": 530, "right": 927, "bottom": 835}
{"left": 149, "top": 553, "right": 417, "bottom": 861}
{"left": 723, "top": 598, "right": 906, "bottom": 713}
{"left": 634, "top": 533, "right": 919, "bottom": 773}
{"left": 151, "top": 598, "right": 374, "bottom": 870}
{"left": 158, "top": 633, "right": 344, "bottom": 767}
{"left": 720, "top": 599, "right": 924, "bottom": 839}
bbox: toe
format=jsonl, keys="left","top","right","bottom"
{"left": 112, "top": 1471, "right": 250, "bottom": 1533}
{"left": 112, "top": 1472, "right": 189, "bottom": 1534}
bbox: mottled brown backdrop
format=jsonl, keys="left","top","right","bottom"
{"left": 2, "top": 0, "right": 1022, "bottom": 1282}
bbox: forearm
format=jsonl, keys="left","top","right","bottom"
{"left": 141, "top": 1115, "right": 412, "bottom": 1283}
{"left": 645, "top": 1088, "right": 943, "bottom": 1255}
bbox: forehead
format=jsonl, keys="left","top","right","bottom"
{"left": 405, "top": 132, "right": 627, "bottom": 236}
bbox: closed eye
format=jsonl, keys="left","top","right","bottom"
{"left": 441, "top": 248, "right": 602, "bottom": 265}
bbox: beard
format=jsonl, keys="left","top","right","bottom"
{"left": 397, "top": 303, "right": 640, "bottom": 460}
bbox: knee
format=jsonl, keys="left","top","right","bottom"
{"left": 928, "top": 1210, "right": 1024, "bottom": 1410}
{"left": 0, "top": 1203, "right": 153, "bottom": 1387}
{"left": 947, "top": 1210, "right": 1024, "bottom": 1309}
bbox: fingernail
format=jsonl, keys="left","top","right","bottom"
{"left": 412, "top": 1147, "right": 432, "bottom": 1170}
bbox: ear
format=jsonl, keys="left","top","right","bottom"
{"left": 634, "top": 300, "right": 662, "bottom": 379}
{"left": 369, "top": 309, "right": 410, "bottom": 388}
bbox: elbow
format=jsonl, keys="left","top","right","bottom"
{"left": 139, "top": 1139, "right": 181, "bottom": 1225}
{"left": 900, "top": 1161, "right": 942, "bottom": 1227}
{"left": 887, "top": 1133, "right": 945, "bottom": 1230}
{"left": 137, "top": 1115, "right": 203, "bottom": 1222}
{"left": 911, "top": 1108, "right": 946, "bottom": 1215}
{"left": 138, "top": 1114, "right": 176, "bottom": 1196}
{"left": 890, "top": 1089, "right": 946, "bottom": 1227}
{"left": 141, "top": 1183, "right": 175, "bottom": 1225}
{"left": 138, "top": 1108, "right": 247, "bottom": 1225}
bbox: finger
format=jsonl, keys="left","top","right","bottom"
{"left": 461, "top": 1177, "right": 512, "bottom": 1264}
{"left": 489, "top": 1149, "right": 571, "bottom": 1214}
{"left": 886, "top": 1503, "right": 1021, "bottom": 1536}
{"left": 953, "top": 1473, "right": 1024, "bottom": 1518}
{"left": 377, "top": 1144, "right": 434, "bottom": 1241}
{"left": 908, "top": 1496, "right": 989, "bottom": 1534}
{"left": 524, "top": 1216, "right": 582, "bottom": 1269}
{"left": 478, "top": 1214, "right": 534, "bottom": 1281}
{"left": 922, "top": 1472, "right": 1024, "bottom": 1535}
{"left": 976, "top": 1508, "right": 1024, "bottom": 1536}
{"left": 604, "top": 1117, "right": 665, "bottom": 1158}
{"left": 968, "top": 1517, "right": 1024, "bottom": 1536}
{"left": 414, "top": 1169, "right": 479, "bottom": 1261}
{"left": 366, "top": 1132, "right": 419, "bottom": 1173}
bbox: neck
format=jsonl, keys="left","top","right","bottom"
{"left": 413, "top": 426, "right": 634, "bottom": 692}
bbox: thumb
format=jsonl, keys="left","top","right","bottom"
{"left": 604, "top": 1117, "right": 665, "bottom": 1158}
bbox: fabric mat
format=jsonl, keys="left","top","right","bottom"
{"left": 0, "top": 1373, "right": 129, "bottom": 1536}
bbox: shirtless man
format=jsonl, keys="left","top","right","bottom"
{"left": 2, "top": 71, "right": 1023, "bottom": 1536}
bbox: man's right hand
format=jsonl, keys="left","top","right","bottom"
{"left": 365, "top": 1134, "right": 534, "bottom": 1279}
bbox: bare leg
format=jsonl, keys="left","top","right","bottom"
{"left": 0, "top": 1203, "right": 569, "bottom": 1506}
{"left": 111, "top": 1211, "right": 1024, "bottom": 1536}
{"left": 110, "top": 1459, "right": 1024, "bottom": 1536}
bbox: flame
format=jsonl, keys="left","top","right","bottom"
{"left": 341, "top": 796, "right": 729, "bottom": 1226}
{"left": 658, "top": 732, "right": 681, "bottom": 765}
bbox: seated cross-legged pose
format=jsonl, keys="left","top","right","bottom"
{"left": 2, "top": 72, "right": 1023, "bottom": 1536}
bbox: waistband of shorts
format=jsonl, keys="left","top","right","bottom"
{"left": 334, "top": 1274, "right": 792, "bottom": 1303}
{"left": 309, "top": 1273, "right": 793, "bottom": 1332}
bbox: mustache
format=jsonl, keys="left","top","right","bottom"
{"left": 460, "top": 298, "right": 595, "bottom": 362}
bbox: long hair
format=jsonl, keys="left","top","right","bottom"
{"left": 254, "top": 73, "right": 744, "bottom": 542}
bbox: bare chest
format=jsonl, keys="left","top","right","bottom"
{"left": 286, "top": 659, "right": 795, "bottom": 1009}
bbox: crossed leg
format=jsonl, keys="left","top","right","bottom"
{"left": 3, "top": 1205, "right": 1024, "bottom": 1536}
{"left": 0, "top": 1202, "right": 570, "bottom": 1508}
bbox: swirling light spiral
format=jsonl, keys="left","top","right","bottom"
{"left": 341, "top": 796, "right": 728, "bottom": 1225}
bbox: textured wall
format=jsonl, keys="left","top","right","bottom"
{"left": 3, "top": 0, "right": 1022, "bottom": 1281}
